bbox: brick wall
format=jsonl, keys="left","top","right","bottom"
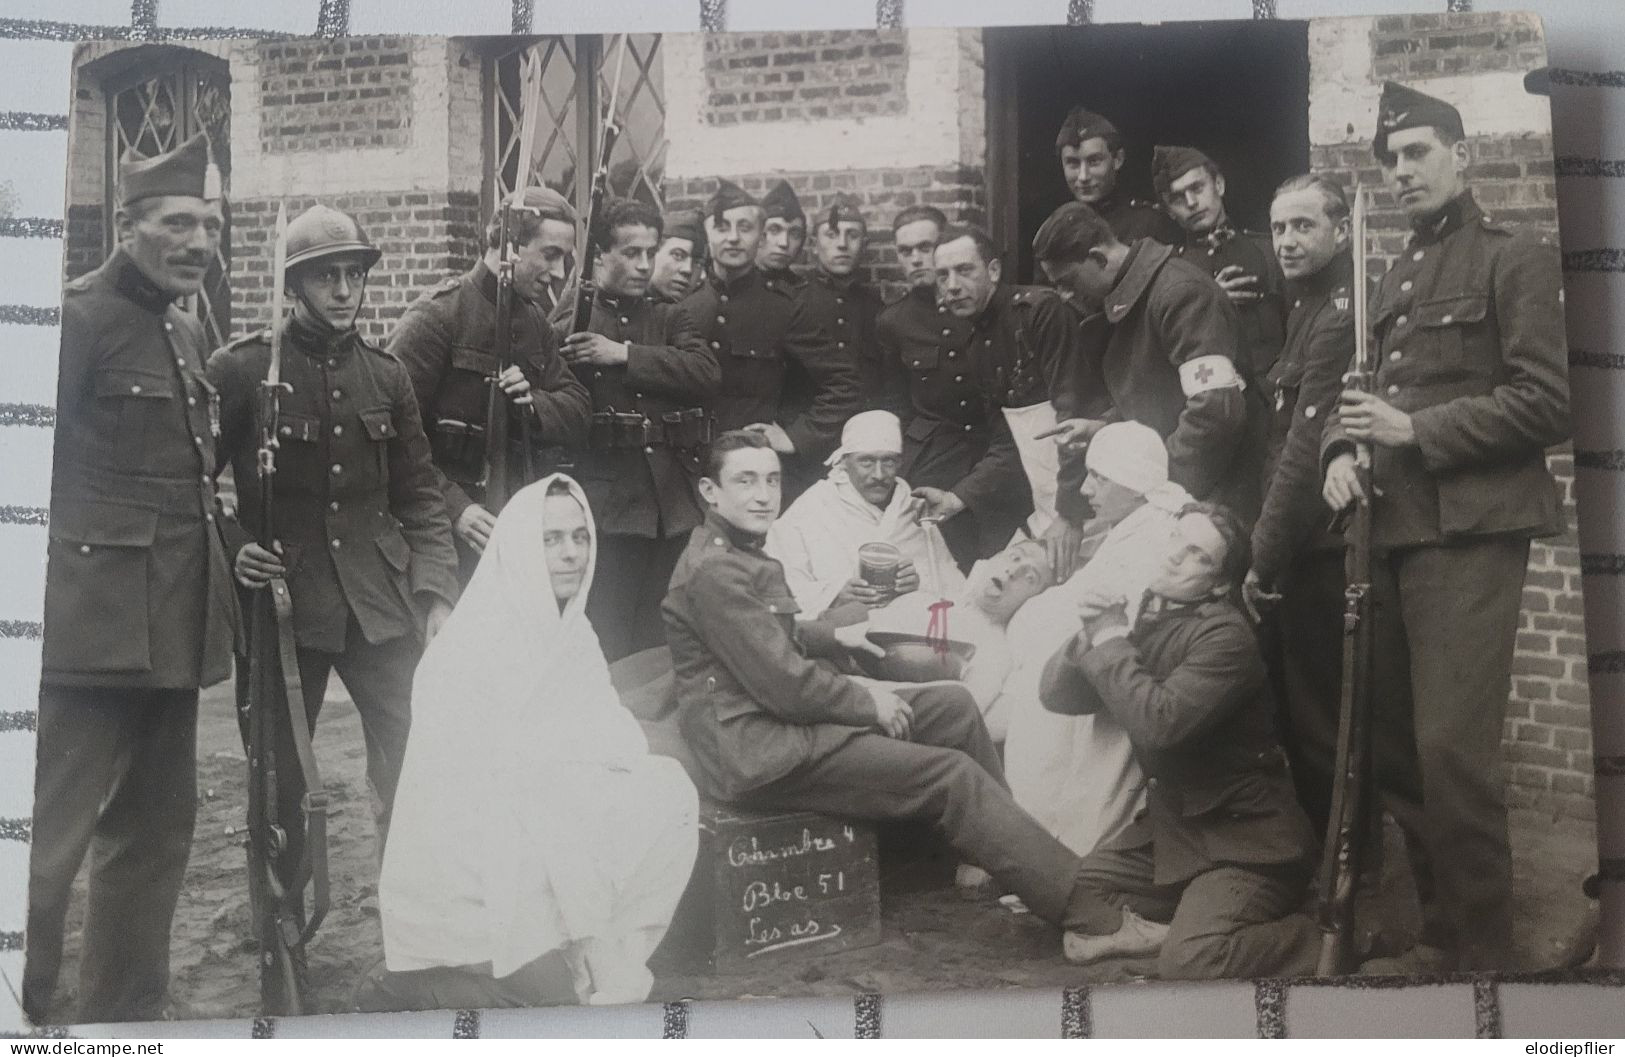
{"left": 257, "top": 37, "right": 413, "bottom": 155}
{"left": 665, "top": 164, "right": 984, "bottom": 292}
{"left": 1308, "top": 13, "right": 1591, "bottom": 821}
{"left": 229, "top": 191, "right": 481, "bottom": 344}
{"left": 703, "top": 30, "right": 908, "bottom": 127}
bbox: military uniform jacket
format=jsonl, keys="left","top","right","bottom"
{"left": 1095, "top": 190, "right": 1183, "bottom": 246}
{"left": 874, "top": 284, "right": 967, "bottom": 422}
{"left": 1251, "top": 252, "right": 1354, "bottom": 585}
{"left": 894, "top": 284, "right": 1066, "bottom": 514}
{"left": 1173, "top": 224, "right": 1288, "bottom": 381}
{"left": 1098, "top": 240, "right": 1260, "bottom": 517}
{"left": 387, "top": 261, "right": 592, "bottom": 522}
{"left": 683, "top": 266, "right": 859, "bottom": 459}
{"left": 1321, "top": 194, "right": 1569, "bottom": 549}
{"left": 210, "top": 317, "right": 461, "bottom": 654}
{"left": 569, "top": 292, "right": 719, "bottom": 539}
{"left": 794, "top": 270, "right": 890, "bottom": 418}
{"left": 44, "top": 250, "right": 239, "bottom": 689}
{"left": 663, "top": 510, "right": 875, "bottom": 801}
{"left": 1040, "top": 598, "right": 1315, "bottom": 886}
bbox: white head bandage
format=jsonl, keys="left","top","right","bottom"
{"left": 825, "top": 410, "right": 903, "bottom": 468}
{"left": 1085, "top": 421, "right": 1169, "bottom": 496}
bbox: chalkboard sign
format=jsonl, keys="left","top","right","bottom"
{"left": 696, "top": 802, "right": 882, "bottom": 975}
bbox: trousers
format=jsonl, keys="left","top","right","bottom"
{"left": 24, "top": 685, "right": 199, "bottom": 1024}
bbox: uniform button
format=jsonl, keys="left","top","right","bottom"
{"left": 594, "top": 369, "right": 603, "bottom": 379}
{"left": 1304, "top": 406, "right": 1317, "bottom": 420}
{"left": 331, "top": 539, "right": 342, "bottom": 550}
{"left": 205, "top": 513, "right": 215, "bottom": 523}
{"left": 176, "top": 357, "right": 187, "bottom": 368}
{"left": 194, "top": 435, "right": 204, "bottom": 447}
{"left": 328, "top": 358, "right": 338, "bottom": 368}
{"left": 201, "top": 473, "right": 211, "bottom": 484}
{"left": 836, "top": 297, "right": 845, "bottom": 305}
{"left": 836, "top": 317, "right": 846, "bottom": 325}
{"left": 634, "top": 392, "right": 644, "bottom": 399}
{"left": 164, "top": 321, "right": 174, "bottom": 331}
{"left": 329, "top": 501, "right": 340, "bottom": 512}
{"left": 1147, "top": 777, "right": 1159, "bottom": 790}
{"left": 1440, "top": 314, "right": 1453, "bottom": 324}
{"left": 959, "top": 400, "right": 968, "bottom": 407}
{"left": 837, "top": 341, "right": 846, "bottom": 349}
{"left": 911, "top": 360, "right": 921, "bottom": 367}
{"left": 1412, "top": 250, "right": 1424, "bottom": 262}
{"left": 1387, "top": 384, "right": 1400, "bottom": 396}
{"left": 717, "top": 315, "right": 726, "bottom": 324}
{"left": 188, "top": 396, "right": 197, "bottom": 407}
{"left": 332, "top": 389, "right": 343, "bottom": 400}
{"left": 333, "top": 424, "right": 344, "bottom": 437}
{"left": 331, "top": 463, "right": 343, "bottom": 474}
{"left": 619, "top": 316, "right": 630, "bottom": 325}
{"left": 941, "top": 328, "right": 951, "bottom": 336}
{"left": 130, "top": 384, "right": 143, "bottom": 394}
{"left": 79, "top": 544, "right": 91, "bottom": 555}
{"left": 962, "top": 424, "right": 972, "bottom": 432}
{"left": 1207, "top": 248, "right": 1216, "bottom": 256}
{"left": 983, "top": 338, "right": 992, "bottom": 346}
{"left": 1390, "top": 350, "right": 1403, "bottom": 362}
{"left": 1294, "top": 299, "right": 1302, "bottom": 309}
{"left": 954, "top": 374, "right": 964, "bottom": 382}
{"left": 280, "top": 425, "right": 292, "bottom": 436}
{"left": 710, "top": 341, "right": 720, "bottom": 350}
{"left": 644, "top": 445, "right": 654, "bottom": 454}
{"left": 1396, "top": 315, "right": 1408, "bottom": 327}
{"left": 947, "top": 351, "right": 957, "bottom": 359}
{"left": 719, "top": 294, "right": 729, "bottom": 304}
{"left": 1400, "top": 280, "right": 1413, "bottom": 292}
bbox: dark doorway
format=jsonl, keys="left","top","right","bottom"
{"left": 985, "top": 22, "right": 1311, "bottom": 283}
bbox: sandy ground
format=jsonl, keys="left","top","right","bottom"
{"left": 37, "top": 680, "right": 1602, "bottom": 1022}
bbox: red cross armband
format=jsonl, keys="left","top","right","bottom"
{"left": 1177, "top": 354, "right": 1244, "bottom": 398}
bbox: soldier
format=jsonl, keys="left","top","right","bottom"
{"left": 756, "top": 178, "right": 809, "bottom": 293}
{"left": 1033, "top": 202, "right": 1262, "bottom": 525}
{"left": 26, "top": 134, "right": 238, "bottom": 1024}
{"left": 874, "top": 205, "right": 968, "bottom": 421}
{"left": 1055, "top": 107, "right": 1182, "bottom": 246}
{"left": 1320, "top": 82, "right": 1570, "bottom": 972}
{"left": 1240, "top": 174, "right": 1362, "bottom": 836}
{"left": 793, "top": 193, "right": 891, "bottom": 414}
{"left": 557, "top": 198, "right": 719, "bottom": 661}
{"left": 650, "top": 208, "right": 707, "bottom": 305}
{"left": 908, "top": 225, "right": 1073, "bottom": 566}
{"left": 209, "top": 205, "right": 461, "bottom": 865}
{"left": 1153, "top": 145, "right": 1288, "bottom": 382}
{"left": 387, "top": 187, "right": 591, "bottom": 580}
{"left": 683, "top": 179, "right": 859, "bottom": 503}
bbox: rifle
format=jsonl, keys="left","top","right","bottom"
{"left": 240, "top": 201, "right": 330, "bottom": 1014}
{"left": 564, "top": 35, "right": 629, "bottom": 339}
{"left": 1314, "top": 191, "right": 1377, "bottom": 976}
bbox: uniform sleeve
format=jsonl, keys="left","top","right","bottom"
{"left": 1078, "top": 618, "right": 1262, "bottom": 750}
{"left": 53, "top": 295, "right": 97, "bottom": 430}
{"left": 685, "top": 554, "right": 877, "bottom": 728}
{"left": 1155, "top": 276, "right": 1250, "bottom": 500}
{"left": 523, "top": 307, "right": 592, "bottom": 448}
{"left": 624, "top": 302, "right": 721, "bottom": 403}
{"left": 204, "top": 346, "right": 260, "bottom": 560}
{"left": 779, "top": 298, "right": 861, "bottom": 459}
{"left": 1039, "top": 633, "right": 1108, "bottom": 716}
{"left": 384, "top": 301, "right": 478, "bottom": 524}
{"left": 872, "top": 308, "right": 912, "bottom": 422}
{"left": 1408, "top": 231, "right": 1571, "bottom": 471}
{"left": 1252, "top": 310, "right": 1355, "bottom": 584}
{"left": 384, "top": 364, "right": 460, "bottom": 609}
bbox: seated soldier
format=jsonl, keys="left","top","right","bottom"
{"left": 766, "top": 409, "right": 965, "bottom": 616}
{"left": 663, "top": 430, "right": 1125, "bottom": 947}
{"left": 1039, "top": 502, "right": 1318, "bottom": 979}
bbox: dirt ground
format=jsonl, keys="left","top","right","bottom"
{"left": 39, "top": 681, "right": 1603, "bottom": 1022}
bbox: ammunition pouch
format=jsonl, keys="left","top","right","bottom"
{"left": 588, "top": 407, "right": 713, "bottom": 452}
{"left": 431, "top": 419, "right": 487, "bottom": 483}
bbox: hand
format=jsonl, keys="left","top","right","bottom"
{"left": 832, "top": 578, "right": 887, "bottom": 609}
{"left": 560, "top": 331, "right": 630, "bottom": 368}
{"left": 1322, "top": 452, "right": 1366, "bottom": 513}
{"left": 911, "top": 486, "right": 966, "bottom": 521}
{"left": 423, "top": 597, "right": 454, "bottom": 642}
{"left": 1035, "top": 417, "right": 1108, "bottom": 455}
{"left": 1075, "top": 588, "right": 1128, "bottom": 641}
{"left": 1042, "top": 517, "right": 1087, "bottom": 581}
{"left": 742, "top": 421, "right": 795, "bottom": 455}
{"left": 833, "top": 619, "right": 887, "bottom": 659}
{"left": 893, "top": 559, "right": 920, "bottom": 597}
{"left": 1214, "top": 265, "right": 1263, "bottom": 305}
{"left": 456, "top": 504, "right": 497, "bottom": 554}
{"left": 868, "top": 687, "right": 914, "bottom": 740}
{"left": 1337, "top": 390, "right": 1415, "bottom": 448}
{"left": 496, "top": 364, "right": 533, "bottom": 407}
{"left": 1241, "top": 569, "right": 1281, "bottom": 623}
{"left": 235, "top": 541, "right": 286, "bottom": 588}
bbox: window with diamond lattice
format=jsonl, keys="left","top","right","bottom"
{"left": 105, "top": 53, "right": 232, "bottom": 350}
{"left": 485, "top": 35, "right": 668, "bottom": 262}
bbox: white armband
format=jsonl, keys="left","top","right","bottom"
{"left": 1177, "top": 354, "right": 1244, "bottom": 398}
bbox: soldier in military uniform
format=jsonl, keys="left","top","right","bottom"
{"left": 1153, "top": 145, "right": 1287, "bottom": 382}
{"left": 875, "top": 205, "right": 967, "bottom": 421}
{"left": 792, "top": 193, "right": 890, "bottom": 416}
{"left": 558, "top": 198, "right": 718, "bottom": 661}
{"left": 387, "top": 187, "right": 591, "bottom": 580}
{"left": 683, "top": 179, "right": 858, "bottom": 504}
{"left": 1320, "top": 83, "right": 1570, "bottom": 972}
{"left": 756, "top": 178, "right": 809, "bottom": 293}
{"left": 650, "top": 208, "right": 707, "bottom": 305}
{"left": 908, "top": 226, "right": 1073, "bottom": 565}
{"left": 1055, "top": 107, "right": 1182, "bottom": 246}
{"left": 1033, "top": 202, "right": 1262, "bottom": 525}
{"left": 26, "top": 134, "right": 239, "bottom": 1025}
{"left": 210, "top": 205, "right": 461, "bottom": 865}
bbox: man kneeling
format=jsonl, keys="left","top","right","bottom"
{"left": 1039, "top": 502, "right": 1318, "bottom": 979}
{"left": 664, "top": 430, "right": 1102, "bottom": 936}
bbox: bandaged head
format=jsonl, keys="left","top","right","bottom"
{"left": 1085, "top": 421, "right": 1169, "bottom": 495}
{"left": 826, "top": 410, "right": 903, "bottom": 468}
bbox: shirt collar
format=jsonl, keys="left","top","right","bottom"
{"left": 703, "top": 507, "right": 767, "bottom": 550}
{"left": 1409, "top": 191, "right": 1480, "bottom": 247}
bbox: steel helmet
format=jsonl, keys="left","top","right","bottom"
{"left": 283, "top": 204, "right": 382, "bottom": 273}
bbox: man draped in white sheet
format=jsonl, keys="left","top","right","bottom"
{"left": 998, "top": 421, "right": 1193, "bottom": 855}
{"left": 766, "top": 409, "right": 965, "bottom": 616}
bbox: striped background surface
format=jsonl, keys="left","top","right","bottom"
{"left": 0, "top": 0, "right": 1621, "bottom": 1039}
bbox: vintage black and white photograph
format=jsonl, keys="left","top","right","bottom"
{"left": 22, "top": 10, "right": 1599, "bottom": 1024}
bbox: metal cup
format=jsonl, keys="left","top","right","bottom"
{"left": 858, "top": 541, "right": 903, "bottom": 595}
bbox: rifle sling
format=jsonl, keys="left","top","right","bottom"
{"left": 269, "top": 577, "right": 331, "bottom": 944}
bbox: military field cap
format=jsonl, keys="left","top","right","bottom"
{"left": 661, "top": 209, "right": 707, "bottom": 250}
{"left": 823, "top": 193, "right": 867, "bottom": 231}
{"left": 507, "top": 185, "right": 577, "bottom": 225}
{"left": 1373, "top": 80, "right": 1465, "bottom": 162}
{"left": 119, "top": 132, "right": 218, "bottom": 205}
{"left": 1056, "top": 107, "right": 1120, "bottom": 152}
{"left": 1152, "top": 145, "right": 1218, "bottom": 198}
{"left": 761, "top": 179, "right": 806, "bottom": 223}
{"left": 706, "top": 178, "right": 759, "bottom": 222}
{"left": 284, "top": 204, "right": 381, "bottom": 272}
